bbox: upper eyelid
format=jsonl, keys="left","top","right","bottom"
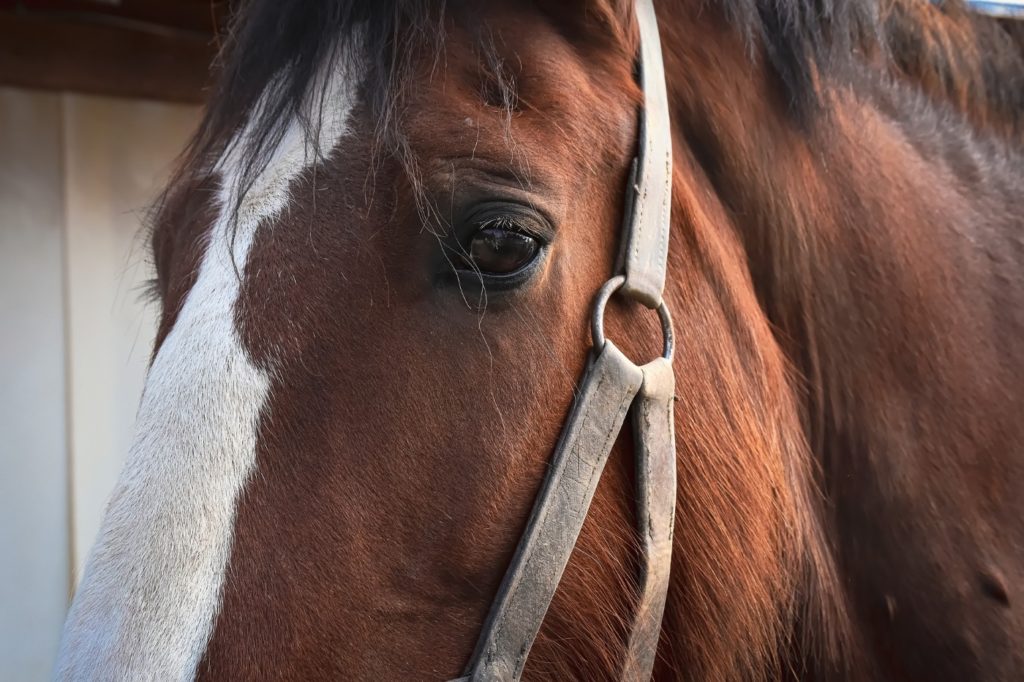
{"left": 472, "top": 214, "right": 548, "bottom": 241}
{"left": 475, "top": 215, "right": 519, "bottom": 230}
{"left": 462, "top": 205, "right": 554, "bottom": 244}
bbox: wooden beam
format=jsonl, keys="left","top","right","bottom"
{"left": 0, "top": 9, "right": 217, "bottom": 103}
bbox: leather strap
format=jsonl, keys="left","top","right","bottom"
{"left": 617, "top": 0, "right": 673, "bottom": 309}
{"left": 459, "top": 342, "right": 645, "bottom": 681}
{"left": 621, "top": 358, "right": 676, "bottom": 680}
{"left": 453, "top": 1, "right": 677, "bottom": 679}
{"left": 458, "top": 348, "right": 676, "bottom": 682}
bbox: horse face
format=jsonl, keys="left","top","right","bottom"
{"left": 58, "top": 4, "right": 649, "bottom": 680}
{"left": 203, "top": 16, "right": 644, "bottom": 676}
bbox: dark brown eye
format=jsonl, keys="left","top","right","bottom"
{"left": 466, "top": 223, "right": 540, "bottom": 275}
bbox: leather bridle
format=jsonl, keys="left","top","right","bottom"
{"left": 454, "top": 1, "right": 676, "bottom": 679}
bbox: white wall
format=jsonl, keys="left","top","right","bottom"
{"left": 0, "top": 88, "right": 70, "bottom": 682}
{"left": 0, "top": 87, "right": 200, "bottom": 680}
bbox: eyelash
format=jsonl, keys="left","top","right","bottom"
{"left": 474, "top": 215, "right": 521, "bottom": 233}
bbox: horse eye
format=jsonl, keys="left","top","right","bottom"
{"left": 466, "top": 225, "right": 540, "bottom": 275}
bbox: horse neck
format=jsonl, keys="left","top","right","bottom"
{"left": 664, "top": 1, "right": 1024, "bottom": 442}
{"left": 661, "top": 5, "right": 1024, "bottom": 675}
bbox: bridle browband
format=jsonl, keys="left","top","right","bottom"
{"left": 454, "top": 1, "right": 676, "bottom": 679}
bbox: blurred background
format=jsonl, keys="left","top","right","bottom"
{"left": 0, "top": 1, "right": 226, "bottom": 678}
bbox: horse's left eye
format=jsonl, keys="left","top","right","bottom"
{"left": 466, "top": 224, "right": 540, "bottom": 275}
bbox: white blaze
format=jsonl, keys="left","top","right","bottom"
{"left": 54, "top": 45, "right": 361, "bottom": 681}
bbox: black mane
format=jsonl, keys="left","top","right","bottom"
{"left": 174, "top": 0, "right": 1022, "bottom": 203}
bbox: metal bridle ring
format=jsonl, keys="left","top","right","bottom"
{"left": 591, "top": 275, "right": 674, "bottom": 361}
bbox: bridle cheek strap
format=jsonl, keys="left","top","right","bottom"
{"left": 454, "top": 0, "right": 676, "bottom": 679}
{"left": 459, "top": 342, "right": 643, "bottom": 681}
{"left": 456, "top": 346, "right": 676, "bottom": 682}
{"left": 617, "top": 0, "right": 673, "bottom": 308}
{"left": 621, "top": 356, "right": 676, "bottom": 680}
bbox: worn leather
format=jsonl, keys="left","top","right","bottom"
{"left": 617, "top": 0, "right": 673, "bottom": 309}
{"left": 453, "top": 1, "right": 676, "bottom": 679}
{"left": 460, "top": 342, "right": 645, "bottom": 681}
{"left": 621, "top": 358, "right": 676, "bottom": 681}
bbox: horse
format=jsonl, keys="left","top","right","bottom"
{"left": 55, "top": 0, "right": 1024, "bottom": 679}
